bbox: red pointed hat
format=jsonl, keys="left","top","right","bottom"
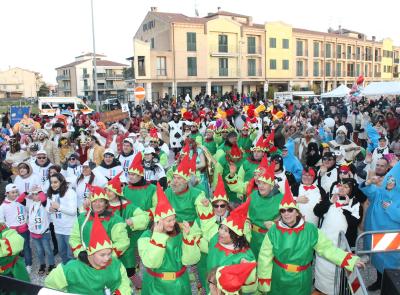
{"left": 222, "top": 197, "right": 250, "bottom": 236}
{"left": 174, "top": 154, "right": 191, "bottom": 181}
{"left": 87, "top": 212, "right": 113, "bottom": 255}
{"left": 149, "top": 128, "right": 159, "bottom": 141}
{"left": 251, "top": 136, "right": 266, "bottom": 151}
{"left": 154, "top": 182, "right": 176, "bottom": 222}
{"left": 181, "top": 141, "right": 190, "bottom": 156}
{"left": 280, "top": 180, "right": 298, "bottom": 210}
{"left": 257, "top": 160, "right": 275, "bottom": 185}
{"left": 87, "top": 184, "right": 109, "bottom": 202}
{"left": 128, "top": 152, "right": 144, "bottom": 176}
{"left": 212, "top": 174, "right": 228, "bottom": 203}
{"left": 106, "top": 171, "right": 123, "bottom": 196}
{"left": 216, "top": 262, "right": 257, "bottom": 294}
{"left": 255, "top": 155, "right": 269, "bottom": 174}
{"left": 229, "top": 144, "right": 243, "bottom": 160}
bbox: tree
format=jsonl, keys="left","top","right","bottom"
{"left": 38, "top": 83, "right": 49, "bottom": 96}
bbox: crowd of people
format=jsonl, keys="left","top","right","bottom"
{"left": 0, "top": 90, "right": 399, "bottom": 295}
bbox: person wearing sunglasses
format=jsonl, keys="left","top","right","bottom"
{"left": 317, "top": 151, "right": 338, "bottom": 195}
{"left": 61, "top": 153, "right": 82, "bottom": 185}
{"left": 258, "top": 181, "right": 365, "bottom": 295}
{"left": 93, "top": 149, "right": 123, "bottom": 181}
{"left": 31, "top": 150, "right": 53, "bottom": 186}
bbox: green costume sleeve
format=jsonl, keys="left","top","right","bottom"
{"left": 191, "top": 221, "right": 209, "bottom": 254}
{"left": 0, "top": 228, "right": 24, "bottom": 257}
{"left": 225, "top": 173, "right": 247, "bottom": 195}
{"left": 159, "top": 153, "right": 168, "bottom": 169}
{"left": 114, "top": 264, "right": 132, "bottom": 295}
{"left": 166, "top": 167, "right": 174, "bottom": 183}
{"left": 69, "top": 220, "right": 84, "bottom": 257}
{"left": 257, "top": 233, "right": 273, "bottom": 293}
{"left": 244, "top": 219, "right": 252, "bottom": 243}
{"left": 214, "top": 133, "right": 223, "bottom": 145}
{"left": 314, "top": 229, "right": 360, "bottom": 272}
{"left": 237, "top": 165, "right": 245, "bottom": 185}
{"left": 194, "top": 192, "right": 214, "bottom": 221}
{"left": 195, "top": 135, "right": 203, "bottom": 146}
{"left": 214, "top": 149, "right": 225, "bottom": 163}
{"left": 111, "top": 222, "right": 130, "bottom": 258}
{"left": 199, "top": 214, "right": 219, "bottom": 243}
{"left": 138, "top": 231, "right": 169, "bottom": 269}
{"left": 44, "top": 264, "right": 68, "bottom": 292}
{"left": 129, "top": 208, "right": 150, "bottom": 231}
{"left": 249, "top": 129, "right": 258, "bottom": 141}
{"left": 241, "top": 266, "right": 258, "bottom": 294}
{"left": 182, "top": 227, "right": 201, "bottom": 266}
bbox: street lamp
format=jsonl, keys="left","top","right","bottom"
{"left": 91, "top": 0, "right": 99, "bottom": 112}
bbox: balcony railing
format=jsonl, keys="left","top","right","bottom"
{"left": 105, "top": 74, "right": 124, "bottom": 80}
{"left": 210, "top": 44, "right": 239, "bottom": 56}
{"left": 56, "top": 75, "right": 70, "bottom": 80}
{"left": 247, "top": 46, "right": 262, "bottom": 55}
{"left": 247, "top": 69, "right": 263, "bottom": 77}
{"left": 210, "top": 68, "right": 239, "bottom": 78}
{"left": 97, "top": 84, "right": 126, "bottom": 90}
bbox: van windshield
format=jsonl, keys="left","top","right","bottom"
{"left": 58, "top": 103, "right": 75, "bottom": 110}
{"left": 77, "top": 103, "right": 87, "bottom": 110}
{"left": 41, "top": 102, "right": 52, "bottom": 110}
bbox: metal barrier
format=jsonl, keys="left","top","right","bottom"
{"left": 355, "top": 229, "right": 400, "bottom": 255}
{"left": 334, "top": 231, "right": 368, "bottom": 295}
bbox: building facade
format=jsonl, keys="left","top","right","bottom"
{"left": 55, "top": 53, "right": 128, "bottom": 99}
{"left": 0, "top": 67, "right": 43, "bottom": 99}
{"left": 133, "top": 8, "right": 400, "bottom": 99}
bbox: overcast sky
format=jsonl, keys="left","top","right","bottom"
{"left": 1, "top": 0, "right": 398, "bottom": 84}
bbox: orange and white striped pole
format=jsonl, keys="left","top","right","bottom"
{"left": 371, "top": 232, "right": 400, "bottom": 252}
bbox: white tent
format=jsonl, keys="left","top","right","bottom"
{"left": 320, "top": 84, "right": 351, "bottom": 98}
{"left": 361, "top": 81, "right": 400, "bottom": 96}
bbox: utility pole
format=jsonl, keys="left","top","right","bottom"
{"left": 91, "top": 0, "right": 99, "bottom": 112}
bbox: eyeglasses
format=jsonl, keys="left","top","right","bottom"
{"left": 279, "top": 208, "right": 295, "bottom": 214}
{"left": 37, "top": 157, "right": 46, "bottom": 160}
{"left": 69, "top": 157, "right": 76, "bottom": 160}
{"left": 212, "top": 204, "right": 226, "bottom": 209}
{"left": 322, "top": 157, "right": 334, "bottom": 161}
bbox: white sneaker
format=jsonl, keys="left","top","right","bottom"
{"left": 26, "top": 265, "right": 32, "bottom": 274}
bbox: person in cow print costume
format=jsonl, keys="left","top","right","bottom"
{"left": 168, "top": 112, "right": 184, "bottom": 156}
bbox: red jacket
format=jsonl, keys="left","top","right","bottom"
{"left": 98, "top": 129, "right": 129, "bottom": 154}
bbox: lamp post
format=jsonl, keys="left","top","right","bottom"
{"left": 91, "top": 0, "right": 99, "bottom": 112}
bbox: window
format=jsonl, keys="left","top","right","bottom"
{"left": 356, "top": 47, "right": 361, "bottom": 59}
{"left": 296, "top": 61, "right": 303, "bottom": 76}
{"left": 313, "top": 42, "right": 319, "bottom": 57}
{"left": 282, "top": 39, "right": 289, "bottom": 49}
{"left": 187, "top": 32, "right": 196, "bottom": 51}
{"left": 365, "top": 64, "right": 369, "bottom": 77}
{"left": 187, "top": 57, "right": 197, "bottom": 76}
{"left": 269, "top": 59, "right": 277, "bottom": 70}
{"left": 219, "top": 58, "right": 228, "bottom": 76}
{"left": 347, "top": 63, "right": 354, "bottom": 77}
{"left": 219, "top": 35, "right": 228, "bottom": 53}
{"left": 336, "top": 63, "right": 342, "bottom": 77}
{"left": 325, "top": 43, "right": 332, "bottom": 58}
{"left": 313, "top": 61, "right": 319, "bottom": 76}
{"left": 325, "top": 62, "right": 331, "bottom": 76}
{"left": 384, "top": 65, "right": 387, "bottom": 72}
{"left": 138, "top": 56, "right": 146, "bottom": 76}
{"left": 156, "top": 57, "right": 166, "bottom": 76}
{"left": 248, "top": 59, "right": 256, "bottom": 76}
{"left": 296, "top": 40, "right": 303, "bottom": 56}
{"left": 269, "top": 38, "right": 276, "bottom": 48}
{"left": 347, "top": 46, "right": 352, "bottom": 59}
{"left": 282, "top": 59, "right": 289, "bottom": 70}
{"left": 151, "top": 38, "right": 155, "bottom": 49}
{"left": 337, "top": 44, "right": 342, "bottom": 58}
{"left": 247, "top": 36, "right": 256, "bottom": 54}
{"left": 356, "top": 64, "right": 361, "bottom": 76}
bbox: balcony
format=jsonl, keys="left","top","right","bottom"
{"left": 394, "top": 58, "right": 399, "bottom": 64}
{"left": 347, "top": 71, "right": 355, "bottom": 77}
{"left": 105, "top": 74, "right": 124, "bottom": 80}
{"left": 82, "top": 73, "right": 89, "bottom": 78}
{"left": 210, "top": 68, "right": 239, "bottom": 78}
{"left": 210, "top": 44, "right": 239, "bottom": 57}
{"left": 56, "top": 75, "right": 70, "bottom": 81}
{"left": 59, "top": 85, "right": 71, "bottom": 91}
{"left": 247, "top": 69, "right": 263, "bottom": 77}
{"left": 97, "top": 73, "right": 106, "bottom": 80}
{"left": 246, "top": 46, "right": 262, "bottom": 56}
{"left": 97, "top": 84, "right": 126, "bottom": 90}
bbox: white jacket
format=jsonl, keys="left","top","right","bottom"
{"left": 75, "top": 173, "right": 108, "bottom": 208}
{"left": 48, "top": 188, "right": 77, "bottom": 235}
{"left": 14, "top": 173, "right": 42, "bottom": 194}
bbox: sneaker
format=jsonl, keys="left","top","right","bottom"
{"left": 38, "top": 264, "right": 46, "bottom": 275}
{"left": 26, "top": 265, "right": 32, "bottom": 274}
{"left": 47, "top": 265, "right": 56, "bottom": 275}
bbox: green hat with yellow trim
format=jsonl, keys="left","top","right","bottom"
{"left": 87, "top": 212, "right": 113, "bottom": 255}
{"left": 221, "top": 197, "right": 250, "bottom": 236}
{"left": 279, "top": 180, "right": 298, "bottom": 210}
{"left": 154, "top": 182, "right": 176, "bottom": 222}
{"left": 216, "top": 262, "right": 257, "bottom": 295}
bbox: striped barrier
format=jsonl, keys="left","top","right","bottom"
{"left": 355, "top": 230, "right": 400, "bottom": 255}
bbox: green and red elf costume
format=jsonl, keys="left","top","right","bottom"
{"left": 0, "top": 220, "right": 30, "bottom": 282}
{"left": 138, "top": 183, "right": 200, "bottom": 295}
{"left": 198, "top": 197, "right": 256, "bottom": 294}
{"left": 46, "top": 212, "right": 131, "bottom": 294}
{"left": 237, "top": 136, "right": 267, "bottom": 183}
{"left": 203, "top": 124, "right": 217, "bottom": 156}
{"left": 214, "top": 143, "right": 245, "bottom": 204}
{"left": 165, "top": 154, "right": 214, "bottom": 226}
{"left": 257, "top": 181, "right": 361, "bottom": 295}
{"left": 106, "top": 172, "right": 150, "bottom": 275}
{"left": 149, "top": 128, "right": 169, "bottom": 169}
{"left": 227, "top": 160, "right": 283, "bottom": 259}
{"left": 215, "top": 262, "right": 257, "bottom": 295}
{"left": 237, "top": 122, "right": 257, "bottom": 159}
{"left": 188, "top": 118, "right": 204, "bottom": 146}
{"left": 69, "top": 185, "right": 130, "bottom": 259}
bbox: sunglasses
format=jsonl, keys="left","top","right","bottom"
{"left": 323, "top": 157, "right": 334, "bottom": 161}
{"left": 280, "top": 208, "right": 295, "bottom": 214}
{"left": 37, "top": 156, "right": 47, "bottom": 159}
{"left": 69, "top": 157, "right": 76, "bottom": 160}
{"left": 212, "top": 204, "right": 226, "bottom": 209}
{"left": 339, "top": 171, "right": 349, "bottom": 174}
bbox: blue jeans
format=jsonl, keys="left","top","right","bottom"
{"left": 32, "top": 232, "right": 55, "bottom": 266}
{"left": 20, "top": 231, "right": 32, "bottom": 266}
{"left": 56, "top": 234, "right": 73, "bottom": 264}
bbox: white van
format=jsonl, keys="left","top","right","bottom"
{"left": 38, "top": 97, "right": 94, "bottom": 116}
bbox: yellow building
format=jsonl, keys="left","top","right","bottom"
{"left": 0, "top": 67, "right": 43, "bottom": 99}
{"left": 133, "top": 8, "right": 400, "bottom": 98}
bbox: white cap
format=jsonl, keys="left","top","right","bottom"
{"left": 37, "top": 150, "right": 47, "bottom": 155}
{"left": 103, "top": 149, "right": 115, "bottom": 156}
{"left": 123, "top": 138, "right": 134, "bottom": 146}
{"left": 5, "top": 183, "right": 18, "bottom": 193}
{"left": 128, "top": 133, "right": 139, "bottom": 138}
{"left": 144, "top": 147, "right": 155, "bottom": 154}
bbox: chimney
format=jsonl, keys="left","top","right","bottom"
{"left": 150, "top": 7, "right": 157, "bottom": 12}
{"left": 372, "top": 36, "right": 376, "bottom": 41}
{"left": 247, "top": 16, "right": 253, "bottom": 26}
